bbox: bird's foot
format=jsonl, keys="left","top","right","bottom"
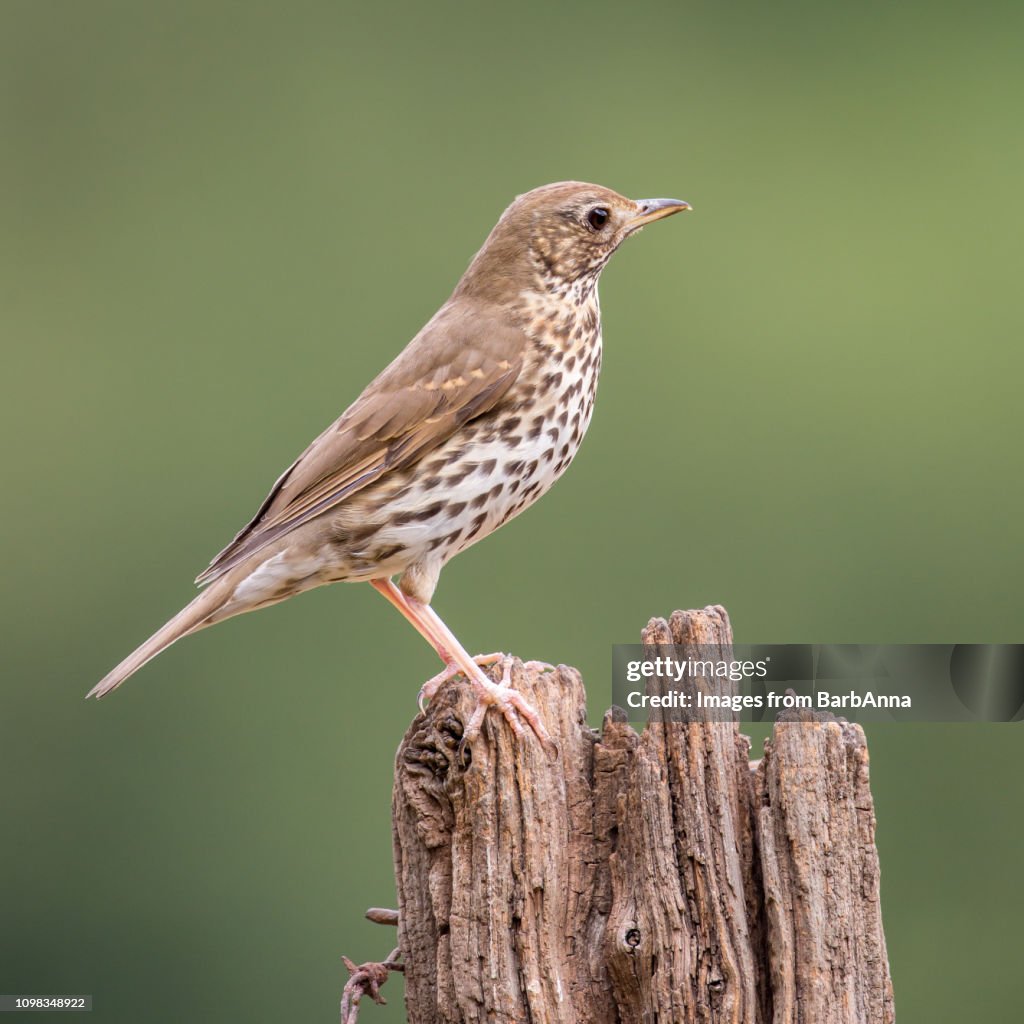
{"left": 459, "top": 656, "right": 557, "bottom": 762}
{"left": 418, "top": 652, "right": 504, "bottom": 712}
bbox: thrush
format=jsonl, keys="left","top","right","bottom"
{"left": 88, "top": 181, "right": 689, "bottom": 751}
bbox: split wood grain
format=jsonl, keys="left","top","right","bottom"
{"left": 391, "top": 607, "right": 894, "bottom": 1023}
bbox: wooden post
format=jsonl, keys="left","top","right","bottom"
{"left": 391, "top": 607, "right": 895, "bottom": 1023}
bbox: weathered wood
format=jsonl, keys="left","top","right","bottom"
{"left": 754, "top": 711, "right": 894, "bottom": 1024}
{"left": 392, "top": 607, "right": 894, "bottom": 1023}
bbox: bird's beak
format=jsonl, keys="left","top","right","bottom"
{"left": 627, "top": 197, "right": 691, "bottom": 231}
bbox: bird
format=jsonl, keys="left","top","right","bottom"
{"left": 88, "top": 181, "right": 690, "bottom": 752}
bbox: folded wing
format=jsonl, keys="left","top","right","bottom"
{"left": 196, "top": 301, "right": 527, "bottom": 585}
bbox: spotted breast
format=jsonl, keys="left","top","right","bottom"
{"left": 331, "top": 280, "right": 603, "bottom": 599}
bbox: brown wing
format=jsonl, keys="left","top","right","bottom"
{"left": 195, "top": 300, "right": 527, "bottom": 585}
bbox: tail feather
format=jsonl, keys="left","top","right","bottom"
{"left": 86, "top": 581, "right": 233, "bottom": 699}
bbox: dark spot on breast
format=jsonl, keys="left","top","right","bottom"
{"left": 543, "top": 371, "right": 563, "bottom": 391}
{"left": 372, "top": 544, "right": 405, "bottom": 561}
{"left": 504, "top": 435, "right": 522, "bottom": 447}
{"left": 470, "top": 492, "right": 488, "bottom": 510}
{"left": 526, "top": 460, "right": 538, "bottom": 475}
{"left": 547, "top": 427, "right": 559, "bottom": 442}
{"left": 542, "top": 448, "right": 554, "bottom": 462}
{"left": 427, "top": 529, "right": 463, "bottom": 552}
{"left": 344, "top": 524, "right": 379, "bottom": 545}
{"left": 423, "top": 475, "right": 442, "bottom": 489}
{"left": 560, "top": 443, "right": 570, "bottom": 458}
{"left": 446, "top": 501, "right": 467, "bottom": 517}
{"left": 411, "top": 501, "right": 445, "bottom": 522}
{"left": 506, "top": 460, "right": 524, "bottom": 475}
{"left": 557, "top": 409, "right": 569, "bottom": 427}
{"left": 509, "top": 480, "right": 521, "bottom": 494}
{"left": 500, "top": 416, "right": 522, "bottom": 434}
{"left": 465, "top": 512, "right": 488, "bottom": 539}
{"left": 489, "top": 483, "right": 504, "bottom": 499}
{"left": 447, "top": 463, "right": 477, "bottom": 485}
{"left": 565, "top": 354, "right": 577, "bottom": 372}
{"left": 480, "top": 459, "right": 497, "bottom": 475}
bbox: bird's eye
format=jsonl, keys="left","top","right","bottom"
{"left": 587, "top": 207, "right": 610, "bottom": 230}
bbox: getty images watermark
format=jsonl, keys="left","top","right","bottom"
{"left": 611, "top": 645, "right": 1024, "bottom": 723}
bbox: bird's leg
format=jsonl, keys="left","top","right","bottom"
{"left": 370, "top": 578, "right": 553, "bottom": 754}
{"left": 410, "top": 600, "right": 555, "bottom": 756}
{"left": 370, "top": 578, "right": 451, "bottom": 661}
{"left": 369, "top": 579, "right": 503, "bottom": 710}
{"left": 418, "top": 652, "right": 504, "bottom": 710}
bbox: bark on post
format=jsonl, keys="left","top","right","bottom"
{"left": 391, "top": 606, "right": 895, "bottom": 1023}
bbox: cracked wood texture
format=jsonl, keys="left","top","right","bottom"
{"left": 392, "top": 606, "right": 895, "bottom": 1023}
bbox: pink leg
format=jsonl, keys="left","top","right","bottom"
{"left": 369, "top": 578, "right": 554, "bottom": 755}
{"left": 411, "top": 600, "right": 555, "bottom": 755}
{"left": 418, "top": 652, "right": 504, "bottom": 710}
{"left": 370, "top": 579, "right": 502, "bottom": 709}
{"left": 369, "top": 578, "right": 450, "bottom": 660}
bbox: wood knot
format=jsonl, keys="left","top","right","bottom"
{"left": 706, "top": 968, "right": 727, "bottom": 1008}
{"left": 624, "top": 928, "right": 642, "bottom": 949}
{"left": 403, "top": 712, "right": 466, "bottom": 778}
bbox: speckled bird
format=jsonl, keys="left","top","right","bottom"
{"left": 89, "top": 181, "right": 690, "bottom": 750}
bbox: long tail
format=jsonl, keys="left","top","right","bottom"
{"left": 86, "top": 577, "right": 237, "bottom": 699}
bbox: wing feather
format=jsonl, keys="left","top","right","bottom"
{"left": 195, "top": 301, "right": 526, "bottom": 585}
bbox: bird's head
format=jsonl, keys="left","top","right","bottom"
{"left": 456, "top": 181, "right": 690, "bottom": 301}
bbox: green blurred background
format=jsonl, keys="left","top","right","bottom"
{"left": 2, "top": 1, "right": 1022, "bottom": 1020}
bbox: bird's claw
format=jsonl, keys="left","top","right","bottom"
{"left": 457, "top": 656, "right": 557, "bottom": 763}
{"left": 417, "top": 652, "right": 504, "bottom": 712}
